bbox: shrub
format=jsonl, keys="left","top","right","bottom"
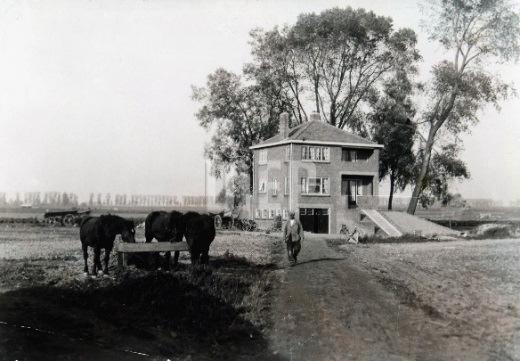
{"left": 272, "top": 215, "right": 282, "bottom": 231}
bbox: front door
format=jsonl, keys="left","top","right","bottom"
{"left": 299, "top": 208, "right": 329, "bottom": 234}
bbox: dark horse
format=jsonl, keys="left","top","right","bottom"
{"left": 80, "top": 215, "right": 136, "bottom": 275}
{"left": 144, "top": 210, "right": 184, "bottom": 269}
{"left": 178, "top": 211, "right": 216, "bottom": 265}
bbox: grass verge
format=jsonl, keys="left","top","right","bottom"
{"left": 0, "top": 254, "right": 280, "bottom": 361}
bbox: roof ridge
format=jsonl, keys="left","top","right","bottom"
{"left": 290, "top": 120, "right": 314, "bottom": 139}
{"left": 319, "top": 121, "right": 377, "bottom": 144}
{"left": 250, "top": 118, "right": 381, "bottom": 149}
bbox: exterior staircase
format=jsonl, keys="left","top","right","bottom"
{"left": 360, "top": 209, "right": 403, "bottom": 237}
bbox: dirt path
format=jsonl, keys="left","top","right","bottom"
{"left": 269, "top": 238, "right": 487, "bottom": 361}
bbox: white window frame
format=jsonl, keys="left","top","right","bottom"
{"left": 258, "top": 179, "right": 267, "bottom": 193}
{"left": 300, "top": 178, "right": 307, "bottom": 193}
{"left": 301, "top": 146, "right": 330, "bottom": 162}
{"left": 357, "top": 180, "right": 364, "bottom": 196}
{"left": 269, "top": 209, "right": 275, "bottom": 219}
{"left": 276, "top": 209, "right": 282, "bottom": 217}
{"left": 255, "top": 209, "right": 261, "bottom": 219}
{"left": 282, "top": 209, "right": 288, "bottom": 219}
{"left": 300, "top": 177, "right": 330, "bottom": 195}
{"left": 284, "top": 146, "right": 290, "bottom": 162}
{"left": 272, "top": 178, "right": 278, "bottom": 195}
{"left": 258, "top": 150, "right": 268, "bottom": 165}
{"left": 262, "top": 209, "right": 268, "bottom": 219}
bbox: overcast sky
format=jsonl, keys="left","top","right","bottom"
{"left": 0, "top": 0, "right": 519, "bottom": 203}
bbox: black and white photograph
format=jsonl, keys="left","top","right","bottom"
{"left": 1, "top": 0, "right": 520, "bottom": 360}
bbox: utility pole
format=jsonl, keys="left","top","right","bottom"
{"left": 204, "top": 159, "right": 207, "bottom": 211}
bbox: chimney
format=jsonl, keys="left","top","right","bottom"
{"left": 279, "top": 112, "right": 289, "bottom": 138}
{"left": 310, "top": 112, "right": 321, "bottom": 122}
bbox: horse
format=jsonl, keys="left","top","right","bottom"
{"left": 80, "top": 215, "right": 135, "bottom": 276}
{"left": 180, "top": 211, "right": 216, "bottom": 265}
{"left": 144, "top": 210, "right": 184, "bottom": 269}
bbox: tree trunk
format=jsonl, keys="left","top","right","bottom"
{"left": 314, "top": 76, "right": 320, "bottom": 114}
{"left": 248, "top": 165, "right": 254, "bottom": 195}
{"left": 407, "top": 135, "right": 435, "bottom": 214}
{"left": 388, "top": 171, "right": 395, "bottom": 210}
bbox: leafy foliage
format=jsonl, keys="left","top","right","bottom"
{"left": 407, "top": 0, "right": 520, "bottom": 214}
{"left": 369, "top": 71, "right": 417, "bottom": 209}
{"left": 192, "top": 69, "right": 291, "bottom": 189}
{"left": 194, "top": 7, "right": 420, "bottom": 188}
{"left": 249, "top": 7, "right": 420, "bottom": 129}
{"left": 417, "top": 144, "right": 470, "bottom": 208}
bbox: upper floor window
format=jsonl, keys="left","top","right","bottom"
{"left": 271, "top": 178, "right": 278, "bottom": 195}
{"left": 301, "top": 177, "right": 330, "bottom": 195}
{"left": 258, "top": 149, "right": 268, "bottom": 165}
{"left": 301, "top": 146, "right": 330, "bottom": 162}
{"left": 285, "top": 146, "right": 291, "bottom": 162}
{"left": 342, "top": 148, "right": 371, "bottom": 162}
{"left": 258, "top": 179, "right": 267, "bottom": 193}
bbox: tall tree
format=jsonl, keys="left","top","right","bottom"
{"left": 370, "top": 72, "right": 417, "bottom": 210}
{"left": 407, "top": 0, "right": 519, "bottom": 214}
{"left": 249, "top": 7, "right": 420, "bottom": 128}
{"left": 192, "top": 68, "right": 292, "bottom": 191}
{"left": 194, "top": 7, "right": 420, "bottom": 190}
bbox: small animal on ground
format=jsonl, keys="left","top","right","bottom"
{"left": 80, "top": 214, "right": 136, "bottom": 276}
{"left": 144, "top": 210, "right": 184, "bottom": 269}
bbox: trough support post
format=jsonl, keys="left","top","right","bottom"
{"left": 117, "top": 251, "right": 127, "bottom": 270}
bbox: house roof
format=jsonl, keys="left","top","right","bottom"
{"left": 249, "top": 120, "right": 383, "bottom": 150}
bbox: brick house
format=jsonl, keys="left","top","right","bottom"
{"left": 250, "top": 112, "right": 383, "bottom": 234}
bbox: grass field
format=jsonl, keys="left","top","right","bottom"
{"left": 0, "top": 224, "right": 284, "bottom": 360}
{"left": 328, "top": 238, "right": 520, "bottom": 360}
{"left": 3, "top": 221, "right": 520, "bottom": 360}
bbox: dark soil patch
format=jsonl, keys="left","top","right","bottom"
{"left": 377, "top": 275, "right": 443, "bottom": 319}
{"left": 467, "top": 226, "right": 516, "bottom": 240}
{"left": 0, "top": 256, "right": 282, "bottom": 361}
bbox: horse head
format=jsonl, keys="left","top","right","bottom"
{"left": 120, "top": 219, "right": 136, "bottom": 243}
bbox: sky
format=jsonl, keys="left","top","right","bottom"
{"left": 0, "top": 0, "right": 519, "bottom": 203}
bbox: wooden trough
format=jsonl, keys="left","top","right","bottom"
{"left": 116, "top": 241, "right": 190, "bottom": 269}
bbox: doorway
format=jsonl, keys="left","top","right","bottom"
{"left": 341, "top": 175, "right": 373, "bottom": 208}
{"left": 299, "top": 208, "right": 329, "bottom": 234}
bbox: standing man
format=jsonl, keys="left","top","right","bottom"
{"left": 283, "top": 210, "right": 304, "bottom": 265}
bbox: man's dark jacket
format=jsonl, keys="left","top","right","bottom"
{"left": 283, "top": 219, "right": 304, "bottom": 243}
